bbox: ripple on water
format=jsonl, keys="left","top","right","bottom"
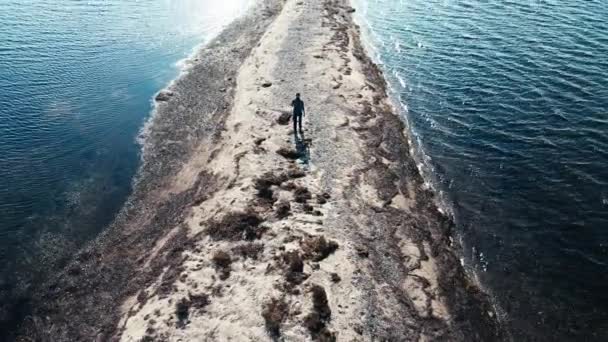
{"left": 356, "top": 0, "right": 608, "bottom": 339}
{"left": 0, "top": 0, "right": 253, "bottom": 337}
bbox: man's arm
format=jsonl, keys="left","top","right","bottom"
{"left": 302, "top": 102, "right": 305, "bottom": 116}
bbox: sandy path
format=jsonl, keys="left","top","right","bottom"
{"left": 18, "top": 1, "right": 505, "bottom": 341}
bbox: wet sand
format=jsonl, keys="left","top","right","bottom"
{"left": 17, "top": 0, "right": 504, "bottom": 341}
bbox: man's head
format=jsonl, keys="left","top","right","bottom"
{"left": 296, "top": 93, "right": 300, "bottom": 99}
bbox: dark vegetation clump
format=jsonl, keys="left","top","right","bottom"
{"left": 302, "top": 236, "right": 339, "bottom": 262}
{"left": 277, "top": 147, "right": 300, "bottom": 160}
{"left": 145, "top": 325, "right": 156, "bottom": 335}
{"left": 304, "top": 285, "right": 335, "bottom": 341}
{"left": 277, "top": 112, "right": 291, "bottom": 125}
{"left": 262, "top": 297, "right": 289, "bottom": 338}
{"left": 212, "top": 250, "right": 232, "bottom": 280}
{"left": 283, "top": 251, "right": 304, "bottom": 273}
{"left": 316, "top": 192, "right": 331, "bottom": 205}
{"left": 287, "top": 168, "right": 306, "bottom": 179}
{"left": 294, "top": 186, "right": 312, "bottom": 203}
{"left": 311, "top": 285, "right": 331, "bottom": 319}
{"left": 189, "top": 293, "right": 210, "bottom": 310}
{"left": 207, "top": 210, "right": 265, "bottom": 241}
{"left": 254, "top": 137, "right": 266, "bottom": 146}
{"left": 255, "top": 172, "right": 288, "bottom": 202}
{"left": 281, "top": 182, "right": 296, "bottom": 191}
{"left": 330, "top": 273, "right": 341, "bottom": 283}
{"left": 275, "top": 201, "right": 291, "bottom": 219}
{"left": 232, "top": 242, "right": 264, "bottom": 260}
{"left": 282, "top": 251, "right": 309, "bottom": 286}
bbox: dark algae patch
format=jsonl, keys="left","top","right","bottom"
{"left": 262, "top": 297, "right": 289, "bottom": 339}
{"left": 212, "top": 250, "right": 233, "bottom": 280}
{"left": 275, "top": 201, "right": 291, "bottom": 219}
{"left": 301, "top": 236, "right": 339, "bottom": 262}
{"left": 276, "top": 147, "right": 300, "bottom": 160}
{"left": 207, "top": 210, "right": 265, "bottom": 241}
{"left": 232, "top": 242, "right": 265, "bottom": 260}
{"left": 304, "top": 285, "right": 335, "bottom": 342}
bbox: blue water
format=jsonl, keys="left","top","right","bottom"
{"left": 356, "top": 0, "right": 608, "bottom": 340}
{"left": 0, "top": 0, "right": 249, "bottom": 330}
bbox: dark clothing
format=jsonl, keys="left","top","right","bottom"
{"left": 293, "top": 113, "right": 303, "bottom": 133}
{"left": 291, "top": 98, "right": 305, "bottom": 115}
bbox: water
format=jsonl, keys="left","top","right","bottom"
{"left": 355, "top": 0, "right": 608, "bottom": 340}
{"left": 0, "top": 0, "right": 249, "bottom": 333}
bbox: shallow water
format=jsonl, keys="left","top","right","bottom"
{"left": 356, "top": 0, "right": 608, "bottom": 340}
{"left": 0, "top": 0, "right": 249, "bottom": 333}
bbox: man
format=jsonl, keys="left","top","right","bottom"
{"left": 291, "top": 93, "right": 305, "bottom": 134}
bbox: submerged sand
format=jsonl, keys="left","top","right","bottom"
{"left": 18, "top": 0, "right": 504, "bottom": 341}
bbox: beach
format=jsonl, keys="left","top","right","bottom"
{"left": 17, "top": 0, "right": 503, "bottom": 341}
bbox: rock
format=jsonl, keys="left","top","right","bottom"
{"left": 347, "top": 7, "right": 356, "bottom": 13}
{"left": 261, "top": 81, "right": 273, "bottom": 88}
{"left": 155, "top": 91, "right": 173, "bottom": 102}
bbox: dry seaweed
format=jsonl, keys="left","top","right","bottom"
{"left": 212, "top": 250, "right": 232, "bottom": 280}
{"left": 207, "top": 210, "right": 265, "bottom": 241}
{"left": 302, "top": 236, "right": 339, "bottom": 262}
{"left": 262, "top": 297, "right": 289, "bottom": 338}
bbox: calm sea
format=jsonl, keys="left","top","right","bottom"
{"left": 356, "top": 0, "right": 608, "bottom": 340}
{"left": 0, "top": 0, "right": 249, "bottom": 334}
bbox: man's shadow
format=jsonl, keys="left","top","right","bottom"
{"left": 294, "top": 131, "right": 311, "bottom": 166}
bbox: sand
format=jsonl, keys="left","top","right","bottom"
{"left": 17, "top": 0, "right": 505, "bottom": 341}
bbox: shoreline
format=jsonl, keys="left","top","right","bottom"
{"left": 349, "top": 2, "right": 455, "bottom": 219}
{"left": 350, "top": 0, "right": 504, "bottom": 320}
{"left": 17, "top": 0, "right": 504, "bottom": 341}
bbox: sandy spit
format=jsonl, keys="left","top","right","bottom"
{"left": 17, "top": 0, "right": 505, "bottom": 341}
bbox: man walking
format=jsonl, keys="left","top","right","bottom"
{"left": 291, "top": 93, "right": 305, "bottom": 134}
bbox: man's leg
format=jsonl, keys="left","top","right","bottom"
{"left": 293, "top": 114, "right": 298, "bottom": 134}
{"left": 297, "top": 114, "right": 303, "bottom": 132}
